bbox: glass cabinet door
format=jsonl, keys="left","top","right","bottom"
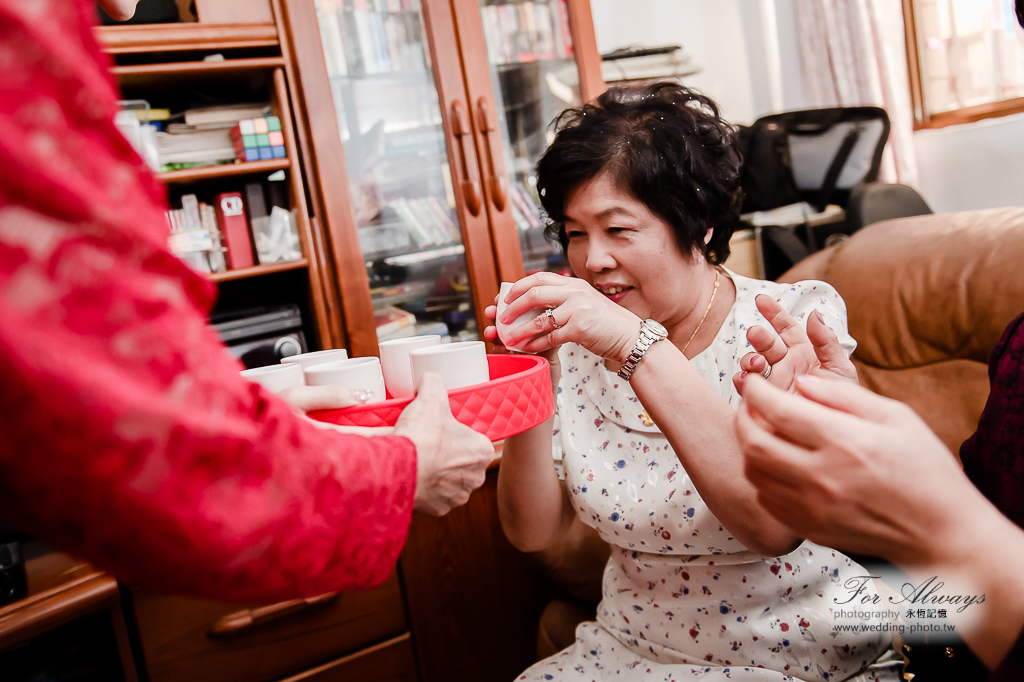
{"left": 312, "top": 0, "right": 481, "bottom": 342}
{"left": 478, "top": 0, "right": 582, "bottom": 275}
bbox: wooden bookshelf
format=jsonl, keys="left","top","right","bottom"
{"left": 95, "top": 23, "right": 279, "bottom": 54}
{"left": 210, "top": 258, "right": 308, "bottom": 282}
{"left": 158, "top": 158, "right": 291, "bottom": 184}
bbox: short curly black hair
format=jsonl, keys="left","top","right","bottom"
{"left": 537, "top": 82, "right": 742, "bottom": 265}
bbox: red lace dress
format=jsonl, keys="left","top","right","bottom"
{"left": 0, "top": 0, "right": 416, "bottom": 601}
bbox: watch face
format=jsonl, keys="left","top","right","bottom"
{"left": 645, "top": 319, "right": 668, "bottom": 338}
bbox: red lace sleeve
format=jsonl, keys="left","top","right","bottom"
{"left": 0, "top": 0, "right": 416, "bottom": 601}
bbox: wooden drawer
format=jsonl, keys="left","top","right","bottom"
{"left": 129, "top": 571, "right": 407, "bottom": 682}
{"left": 278, "top": 633, "right": 417, "bottom": 682}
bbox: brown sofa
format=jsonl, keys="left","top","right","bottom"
{"left": 533, "top": 206, "right": 1024, "bottom": 659}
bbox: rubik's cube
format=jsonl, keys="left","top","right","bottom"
{"left": 231, "top": 116, "right": 286, "bottom": 162}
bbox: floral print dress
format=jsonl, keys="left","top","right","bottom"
{"left": 517, "top": 271, "right": 900, "bottom": 682}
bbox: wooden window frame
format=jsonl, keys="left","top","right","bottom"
{"left": 902, "top": 0, "right": 1024, "bottom": 129}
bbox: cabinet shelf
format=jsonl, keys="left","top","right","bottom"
{"left": 210, "top": 259, "right": 308, "bottom": 283}
{"left": 95, "top": 23, "right": 279, "bottom": 54}
{"left": 111, "top": 57, "right": 287, "bottom": 88}
{"left": 158, "top": 158, "right": 290, "bottom": 184}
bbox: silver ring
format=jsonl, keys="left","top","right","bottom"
{"left": 761, "top": 363, "right": 772, "bottom": 380}
{"left": 545, "top": 308, "right": 562, "bottom": 330}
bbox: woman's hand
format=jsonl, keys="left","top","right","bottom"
{"left": 484, "top": 293, "right": 561, "bottom": 399}
{"left": 732, "top": 294, "right": 858, "bottom": 394}
{"left": 495, "top": 272, "right": 641, "bottom": 363}
{"left": 736, "top": 374, "right": 971, "bottom": 565}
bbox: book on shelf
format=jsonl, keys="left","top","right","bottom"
{"left": 317, "top": 0, "right": 350, "bottom": 77}
{"left": 184, "top": 103, "right": 270, "bottom": 127}
{"left": 156, "top": 128, "right": 236, "bottom": 169}
{"left": 375, "top": 305, "right": 416, "bottom": 340}
{"left": 165, "top": 194, "right": 227, "bottom": 274}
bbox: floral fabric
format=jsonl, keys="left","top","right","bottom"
{"left": 0, "top": 0, "right": 416, "bottom": 601}
{"left": 521, "top": 272, "right": 898, "bottom": 682}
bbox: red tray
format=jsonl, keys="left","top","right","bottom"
{"left": 308, "top": 354, "right": 554, "bottom": 442}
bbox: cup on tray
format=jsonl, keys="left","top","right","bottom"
{"left": 409, "top": 341, "right": 489, "bottom": 391}
{"left": 496, "top": 281, "right": 546, "bottom": 353}
{"left": 240, "top": 363, "right": 304, "bottom": 394}
{"left": 280, "top": 348, "right": 349, "bottom": 383}
{"left": 303, "top": 357, "right": 387, "bottom": 404}
{"left": 379, "top": 335, "right": 442, "bottom": 398}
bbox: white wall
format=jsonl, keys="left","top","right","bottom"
{"left": 913, "top": 114, "right": 1024, "bottom": 213}
{"left": 590, "top": 0, "right": 1024, "bottom": 213}
{"left": 589, "top": 0, "right": 756, "bottom": 125}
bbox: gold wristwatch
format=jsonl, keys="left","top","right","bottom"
{"left": 617, "top": 319, "right": 668, "bottom": 381}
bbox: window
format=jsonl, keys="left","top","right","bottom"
{"left": 904, "top": 0, "right": 1024, "bottom": 127}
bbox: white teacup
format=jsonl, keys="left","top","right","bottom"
{"left": 280, "top": 348, "right": 349, "bottom": 382}
{"left": 496, "top": 281, "right": 546, "bottom": 353}
{"left": 303, "top": 357, "right": 387, "bottom": 404}
{"left": 379, "top": 335, "right": 442, "bottom": 398}
{"left": 409, "top": 341, "right": 489, "bottom": 391}
{"left": 240, "top": 363, "right": 304, "bottom": 394}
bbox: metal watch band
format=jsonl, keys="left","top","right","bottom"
{"left": 617, "top": 321, "right": 664, "bottom": 381}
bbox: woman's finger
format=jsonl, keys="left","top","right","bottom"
{"left": 755, "top": 294, "right": 811, "bottom": 350}
{"left": 745, "top": 323, "right": 788, "bottom": 366}
{"left": 738, "top": 350, "right": 769, "bottom": 374}
{"left": 736, "top": 400, "right": 816, "bottom": 487}
{"left": 484, "top": 304, "right": 498, "bottom": 321}
{"left": 792, "top": 375, "right": 906, "bottom": 424}
{"left": 280, "top": 385, "right": 363, "bottom": 412}
{"left": 806, "top": 310, "right": 858, "bottom": 382}
{"left": 503, "top": 272, "right": 571, "bottom": 307}
{"left": 741, "top": 373, "right": 858, "bottom": 449}
{"left": 500, "top": 283, "right": 579, "bottom": 323}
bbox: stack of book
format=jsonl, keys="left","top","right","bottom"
{"left": 389, "top": 196, "right": 461, "bottom": 249}
{"left": 157, "top": 103, "right": 270, "bottom": 171}
{"left": 165, "top": 194, "right": 227, "bottom": 274}
{"left": 480, "top": 0, "right": 574, "bottom": 65}
{"left": 315, "top": 0, "right": 430, "bottom": 78}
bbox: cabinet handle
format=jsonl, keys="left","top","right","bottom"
{"left": 206, "top": 592, "right": 340, "bottom": 639}
{"left": 475, "top": 97, "right": 508, "bottom": 212}
{"left": 450, "top": 100, "right": 482, "bottom": 217}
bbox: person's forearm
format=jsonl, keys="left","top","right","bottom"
{"left": 901, "top": 492, "right": 1024, "bottom": 669}
{"left": 628, "top": 341, "right": 801, "bottom": 556}
{"left": 498, "top": 416, "right": 575, "bottom": 552}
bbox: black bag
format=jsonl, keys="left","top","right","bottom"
{"left": 736, "top": 122, "right": 800, "bottom": 213}
{"left": 736, "top": 106, "right": 891, "bottom": 214}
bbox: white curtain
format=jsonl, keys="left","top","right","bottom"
{"left": 793, "top": 0, "right": 918, "bottom": 187}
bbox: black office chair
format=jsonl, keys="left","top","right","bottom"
{"left": 845, "top": 181, "right": 933, "bottom": 233}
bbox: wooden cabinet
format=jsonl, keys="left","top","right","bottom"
{"left": 127, "top": 572, "right": 408, "bottom": 682}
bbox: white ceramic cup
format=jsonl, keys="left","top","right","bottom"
{"left": 303, "top": 357, "right": 387, "bottom": 404}
{"left": 496, "top": 281, "right": 547, "bottom": 352}
{"left": 409, "top": 341, "right": 489, "bottom": 391}
{"left": 379, "top": 335, "right": 442, "bottom": 398}
{"left": 240, "top": 363, "right": 304, "bottom": 394}
{"left": 280, "top": 348, "right": 349, "bottom": 383}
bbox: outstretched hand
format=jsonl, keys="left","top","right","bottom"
{"left": 732, "top": 294, "right": 857, "bottom": 394}
{"left": 736, "top": 374, "right": 978, "bottom": 566}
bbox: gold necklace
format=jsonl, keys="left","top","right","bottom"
{"left": 640, "top": 269, "right": 721, "bottom": 427}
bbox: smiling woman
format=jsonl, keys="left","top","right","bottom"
{"left": 487, "top": 83, "right": 902, "bottom": 682}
